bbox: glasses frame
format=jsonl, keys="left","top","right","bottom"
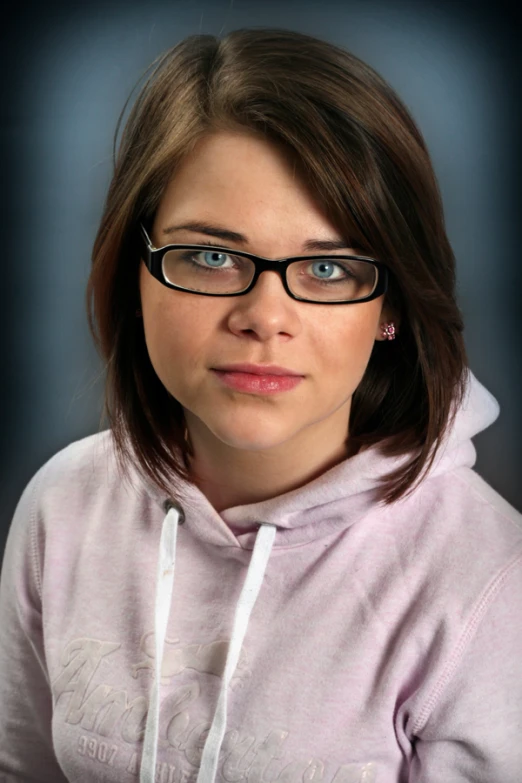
{"left": 140, "top": 224, "right": 388, "bottom": 305}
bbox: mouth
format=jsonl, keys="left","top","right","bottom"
{"left": 212, "top": 363, "right": 303, "bottom": 377}
{"left": 211, "top": 369, "right": 304, "bottom": 395}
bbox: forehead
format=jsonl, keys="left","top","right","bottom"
{"left": 154, "top": 131, "right": 348, "bottom": 249}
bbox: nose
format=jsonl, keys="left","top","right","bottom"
{"left": 226, "top": 268, "right": 301, "bottom": 341}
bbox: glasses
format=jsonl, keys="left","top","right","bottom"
{"left": 140, "top": 224, "right": 388, "bottom": 305}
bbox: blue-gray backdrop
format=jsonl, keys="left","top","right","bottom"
{"left": 1, "top": 0, "right": 520, "bottom": 561}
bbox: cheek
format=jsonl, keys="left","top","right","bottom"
{"left": 142, "top": 294, "right": 216, "bottom": 389}
{"left": 145, "top": 310, "right": 194, "bottom": 371}
{"left": 313, "top": 307, "right": 380, "bottom": 377}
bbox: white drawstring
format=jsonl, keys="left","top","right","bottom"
{"left": 139, "top": 502, "right": 276, "bottom": 783}
{"left": 139, "top": 505, "right": 180, "bottom": 782}
{"left": 196, "top": 522, "right": 277, "bottom": 782}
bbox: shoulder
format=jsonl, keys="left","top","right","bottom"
{"left": 448, "top": 467, "right": 522, "bottom": 529}
{"left": 405, "top": 472, "right": 522, "bottom": 759}
{"left": 14, "top": 430, "right": 135, "bottom": 525}
{"left": 422, "top": 465, "right": 522, "bottom": 538}
{"left": 4, "top": 431, "right": 123, "bottom": 596}
{"left": 32, "top": 429, "right": 117, "bottom": 492}
{"left": 395, "top": 465, "right": 522, "bottom": 593}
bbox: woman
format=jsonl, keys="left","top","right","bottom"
{"left": 1, "top": 27, "right": 521, "bottom": 783}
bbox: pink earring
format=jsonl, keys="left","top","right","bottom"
{"left": 381, "top": 322, "right": 396, "bottom": 340}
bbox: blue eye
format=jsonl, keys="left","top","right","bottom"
{"left": 200, "top": 251, "right": 231, "bottom": 268}
{"left": 310, "top": 260, "right": 348, "bottom": 280}
{"left": 177, "top": 248, "right": 243, "bottom": 275}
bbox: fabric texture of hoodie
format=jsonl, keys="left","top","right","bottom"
{"left": 1, "top": 369, "right": 521, "bottom": 783}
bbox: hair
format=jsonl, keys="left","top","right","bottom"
{"left": 86, "top": 27, "right": 468, "bottom": 505}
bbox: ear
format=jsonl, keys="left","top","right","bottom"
{"left": 375, "top": 305, "right": 400, "bottom": 342}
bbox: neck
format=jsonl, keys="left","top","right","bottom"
{"left": 183, "top": 413, "right": 354, "bottom": 513}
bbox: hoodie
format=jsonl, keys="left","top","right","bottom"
{"left": 1, "top": 369, "right": 521, "bottom": 783}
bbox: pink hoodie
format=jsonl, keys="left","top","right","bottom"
{"left": 1, "top": 370, "right": 521, "bottom": 783}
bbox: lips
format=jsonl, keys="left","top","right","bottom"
{"left": 212, "top": 363, "right": 303, "bottom": 377}
{"left": 211, "top": 369, "right": 304, "bottom": 394}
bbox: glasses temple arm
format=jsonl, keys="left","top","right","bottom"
{"left": 140, "top": 223, "right": 155, "bottom": 250}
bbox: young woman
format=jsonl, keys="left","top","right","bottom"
{"left": 1, "top": 27, "right": 521, "bottom": 783}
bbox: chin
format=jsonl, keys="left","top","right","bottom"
{"left": 216, "top": 432, "right": 295, "bottom": 452}
{"left": 206, "top": 419, "right": 299, "bottom": 452}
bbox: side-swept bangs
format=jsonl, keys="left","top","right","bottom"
{"left": 86, "top": 28, "right": 467, "bottom": 504}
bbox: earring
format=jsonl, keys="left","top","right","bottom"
{"left": 381, "top": 322, "right": 396, "bottom": 340}
{"left": 135, "top": 308, "right": 142, "bottom": 318}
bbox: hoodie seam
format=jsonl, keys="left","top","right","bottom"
{"left": 410, "top": 550, "right": 522, "bottom": 736}
{"left": 27, "top": 454, "right": 67, "bottom": 604}
{"left": 28, "top": 466, "right": 48, "bottom": 604}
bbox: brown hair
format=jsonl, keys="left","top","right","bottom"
{"left": 86, "top": 27, "right": 467, "bottom": 505}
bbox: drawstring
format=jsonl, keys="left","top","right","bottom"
{"left": 139, "top": 502, "right": 184, "bottom": 783}
{"left": 139, "top": 500, "right": 276, "bottom": 783}
{"left": 196, "top": 521, "right": 276, "bottom": 782}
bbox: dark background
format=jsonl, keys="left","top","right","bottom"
{"left": 1, "top": 0, "right": 521, "bottom": 563}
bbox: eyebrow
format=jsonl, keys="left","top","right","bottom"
{"left": 161, "top": 221, "right": 358, "bottom": 252}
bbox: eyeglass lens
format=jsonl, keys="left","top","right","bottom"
{"left": 161, "top": 248, "right": 377, "bottom": 302}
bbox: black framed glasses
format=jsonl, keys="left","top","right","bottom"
{"left": 140, "top": 224, "right": 388, "bottom": 305}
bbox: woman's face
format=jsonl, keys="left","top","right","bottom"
{"left": 139, "top": 130, "right": 390, "bottom": 460}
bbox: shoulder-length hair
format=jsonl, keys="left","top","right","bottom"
{"left": 86, "top": 27, "right": 467, "bottom": 505}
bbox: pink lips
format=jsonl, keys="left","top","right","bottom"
{"left": 211, "top": 366, "right": 304, "bottom": 394}
{"left": 213, "top": 362, "right": 302, "bottom": 376}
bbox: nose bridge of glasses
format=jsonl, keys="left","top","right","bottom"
{"left": 247, "top": 255, "right": 291, "bottom": 295}
{"left": 251, "top": 253, "right": 292, "bottom": 274}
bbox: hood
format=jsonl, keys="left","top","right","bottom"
{"left": 136, "top": 368, "right": 499, "bottom": 783}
